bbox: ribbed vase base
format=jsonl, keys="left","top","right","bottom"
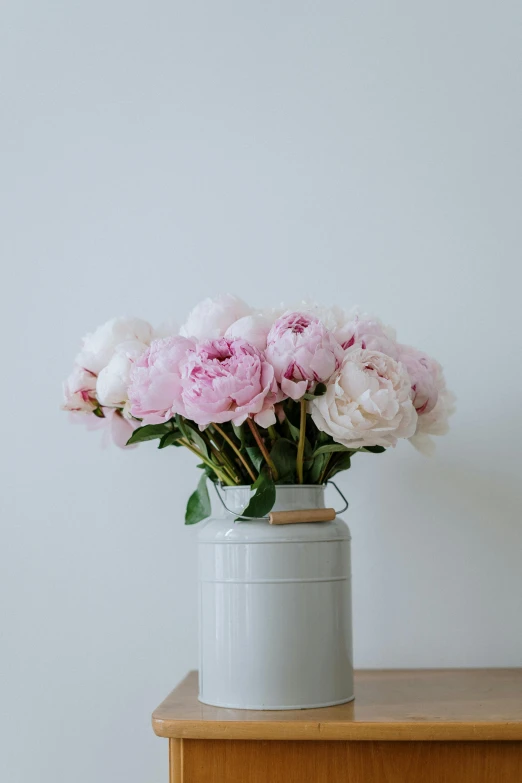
{"left": 197, "top": 694, "right": 355, "bottom": 711}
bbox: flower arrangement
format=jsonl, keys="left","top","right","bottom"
{"left": 62, "top": 296, "right": 454, "bottom": 523}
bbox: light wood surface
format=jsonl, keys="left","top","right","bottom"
{"left": 269, "top": 508, "right": 336, "bottom": 524}
{"left": 168, "top": 739, "right": 182, "bottom": 783}
{"left": 177, "top": 738, "right": 522, "bottom": 783}
{"left": 152, "top": 669, "right": 522, "bottom": 741}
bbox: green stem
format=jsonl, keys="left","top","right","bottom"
{"left": 296, "top": 399, "right": 307, "bottom": 484}
{"left": 199, "top": 428, "right": 240, "bottom": 483}
{"left": 246, "top": 418, "right": 279, "bottom": 480}
{"left": 208, "top": 442, "right": 240, "bottom": 484}
{"left": 179, "top": 438, "right": 234, "bottom": 486}
{"left": 268, "top": 425, "right": 278, "bottom": 445}
{"left": 212, "top": 424, "right": 257, "bottom": 483}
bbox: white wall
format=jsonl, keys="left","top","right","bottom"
{"left": 2, "top": 1, "right": 521, "bottom": 781}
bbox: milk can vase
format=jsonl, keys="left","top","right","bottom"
{"left": 198, "top": 484, "right": 354, "bottom": 710}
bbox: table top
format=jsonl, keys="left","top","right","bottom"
{"left": 152, "top": 669, "right": 522, "bottom": 741}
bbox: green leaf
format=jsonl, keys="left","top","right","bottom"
{"left": 303, "top": 382, "right": 327, "bottom": 400}
{"left": 238, "top": 470, "right": 276, "bottom": 520}
{"left": 306, "top": 453, "right": 327, "bottom": 484}
{"left": 284, "top": 400, "right": 301, "bottom": 429}
{"left": 362, "top": 445, "right": 387, "bottom": 454}
{"left": 187, "top": 426, "right": 209, "bottom": 457}
{"left": 245, "top": 446, "right": 264, "bottom": 472}
{"left": 196, "top": 463, "right": 219, "bottom": 482}
{"left": 312, "top": 444, "right": 351, "bottom": 458}
{"left": 326, "top": 452, "right": 352, "bottom": 479}
{"left": 92, "top": 406, "right": 105, "bottom": 419}
{"left": 232, "top": 423, "right": 245, "bottom": 445}
{"left": 185, "top": 474, "right": 211, "bottom": 525}
{"left": 176, "top": 415, "right": 209, "bottom": 458}
{"left": 158, "top": 431, "right": 183, "bottom": 449}
{"left": 175, "top": 413, "right": 189, "bottom": 437}
{"left": 284, "top": 418, "right": 301, "bottom": 442}
{"left": 126, "top": 422, "right": 172, "bottom": 445}
{"left": 270, "top": 439, "right": 297, "bottom": 483}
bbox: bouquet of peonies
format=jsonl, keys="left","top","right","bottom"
{"left": 62, "top": 296, "right": 454, "bottom": 523}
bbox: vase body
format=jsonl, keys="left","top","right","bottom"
{"left": 198, "top": 485, "right": 353, "bottom": 710}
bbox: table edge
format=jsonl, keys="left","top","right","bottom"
{"left": 151, "top": 716, "right": 522, "bottom": 742}
{"left": 152, "top": 669, "right": 522, "bottom": 741}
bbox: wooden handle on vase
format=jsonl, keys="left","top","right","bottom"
{"left": 268, "top": 508, "right": 336, "bottom": 525}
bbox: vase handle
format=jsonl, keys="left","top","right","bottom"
{"left": 213, "top": 480, "right": 349, "bottom": 521}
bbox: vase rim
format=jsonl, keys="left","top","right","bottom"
{"left": 223, "top": 484, "right": 326, "bottom": 490}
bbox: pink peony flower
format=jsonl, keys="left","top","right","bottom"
{"left": 62, "top": 365, "right": 98, "bottom": 413}
{"left": 406, "top": 357, "right": 455, "bottom": 455}
{"left": 109, "top": 408, "right": 139, "bottom": 448}
{"left": 180, "top": 338, "right": 280, "bottom": 428}
{"left": 68, "top": 407, "right": 138, "bottom": 449}
{"left": 398, "top": 345, "right": 441, "bottom": 415}
{"left": 128, "top": 336, "right": 195, "bottom": 424}
{"left": 410, "top": 385, "right": 455, "bottom": 454}
{"left": 265, "top": 312, "right": 343, "bottom": 400}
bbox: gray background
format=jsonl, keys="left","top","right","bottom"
{"left": 1, "top": 2, "right": 521, "bottom": 781}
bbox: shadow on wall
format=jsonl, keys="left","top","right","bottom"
{"left": 348, "top": 438, "right": 522, "bottom": 667}
{"left": 410, "top": 457, "right": 522, "bottom": 530}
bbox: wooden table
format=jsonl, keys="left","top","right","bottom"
{"left": 152, "top": 669, "right": 522, "bottom": 782}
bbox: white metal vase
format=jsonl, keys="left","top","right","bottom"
{"left": 198, "top": 484, "right": 354, "bottom": 710}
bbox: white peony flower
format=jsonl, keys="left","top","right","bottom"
{"left": 290, "top": 300, "right": 348, "bottom": 332}
{"left": 333, "top": 309, "right": 399, "bottom": 356}
{"left": 179, "top": 294, "right": 251, "bottom": 341}
{"left": 76, "top": 316, "right": 154, "bottom": 375}
{"left": 62, "top": 365, "right": 98, "bottom": 413}
{"left": 310, "top": 347, "right": 417, "bottom": 449}
{"left": 288, "top": 302, "right": 399, "bottom": 356}
{"left": 260, "top": 304, "right": 286, "bottom": 326}
{"left": 153, "top": 316, "right": 179, "bottom": 339}
{"left": 96, "top": 339, "right": 150, "bottom": 407}
{"left": 260, "top": 301, "right": 348, "bottom": 334}
{"left": 225, "top": 314, "right": 271, "bottom": 351}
